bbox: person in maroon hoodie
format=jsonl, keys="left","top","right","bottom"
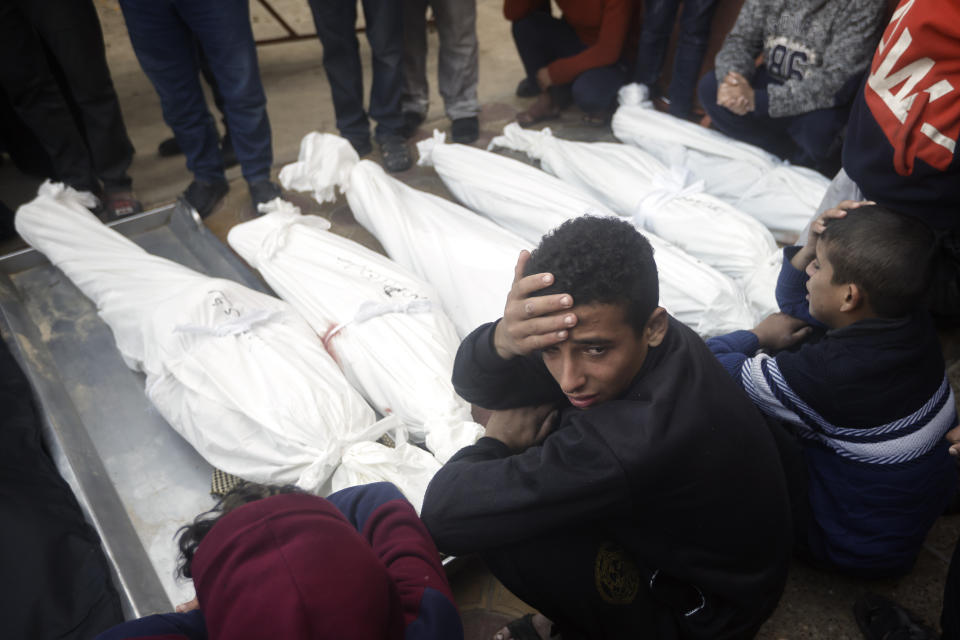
{"left": 95, "top": 482, "right": 462, "bottom": 640}
{"left": 505, "top": 0, "right": 638, "bottom": 125}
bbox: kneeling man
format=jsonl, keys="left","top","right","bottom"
{"left": 421, "top": 216, "right": 791, "bottom": 639}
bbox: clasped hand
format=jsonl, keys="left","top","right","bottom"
{"left": 717, "top": 71, "right": 755, "bottom": 115}
{"left": 485, "top": 403, "right": 560, "bottom": 453}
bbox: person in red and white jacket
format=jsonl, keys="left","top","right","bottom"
{"left": 813, "top": 0, "right": 960, "bottom": 324}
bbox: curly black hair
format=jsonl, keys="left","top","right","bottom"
{"left": 176, "top": 482, "right": 304, "bottom": 579}
{"left": 524, "top": 215, "right": 659, "bottom": 333}
{"left": 820, "top": 205, "right": 935, "bottom": 318}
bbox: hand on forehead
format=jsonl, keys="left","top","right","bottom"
{"left": 493, "top": 251, "right": 578, "bottom": 360}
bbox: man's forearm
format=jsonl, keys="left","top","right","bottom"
{"left": 452, "top": 321, "right": 562, "bottom": 410}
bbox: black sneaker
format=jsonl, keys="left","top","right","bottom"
{"left": 248, "top": 180, "right": 283, "bottom": 212}
{"left": 451, "top": 116, "right": 479, "bottom": 144}
{"left": 378, "top": 136, "right": 412, "bottom": 173}
{"left": 182, "top": 178, "right": 229, "bottom": 218}
{"left": 0, "top": 200, "right": 17, "bottom": 241}
{"left": 516, "top": 77, "right": 540, "bottom": 98}
{"left": 854, "top": 594, "right": 937, "bottom": 640}
{"left": 347, "top": 135, "right": 373, "bottom": 157}
{"left": 158, "top": 136, "right": 181, "bottom": 157}
{"left": 399, "top": 111, "right": 425, "bottom": 139}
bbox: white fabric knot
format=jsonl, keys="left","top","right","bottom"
{"left": 415, "top": 129, "right": 446, "bottom": 167}
{"left": 634, "top": 165, "right": 705, "bottom": 221}
{"left": 617, "top": 83, "right": 653, "bottom": 108}
{"left": 487, "top": 123, "right": 552, "bottom": 160}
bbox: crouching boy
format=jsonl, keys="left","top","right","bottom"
{"left": 96, "top": 482, "right": 463, "bottom": 640}
{"left": 708, "top": 203, "right": 957, "bottom": 577}
{"left": 421, "top": 216, "right": 791, "bottom": 639}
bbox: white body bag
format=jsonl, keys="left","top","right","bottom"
{"left": 14, "top": 183, "right": 387, "bottom": 494}
{"left": 489, "top": 124, "right": 778, "bottom": 284}
{"left": 279, "top": 132, "right": 526, "bottom": 339}
{"left": 228, "top": 201, "right": 483, "bottom": 463}
{"left": 612, "top": 83, "right": 830, "bottom": 239}
{"left": 417, "top": 131, "right": 755, "bottom": 336}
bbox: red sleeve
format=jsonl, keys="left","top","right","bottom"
{"left": 362, "top": 499, "right": 462, "bottom": 638}
{"left": 547, "top": 0, "right": 633, "bottom": 85}
{"left": 504, "top": 0, "right": 549, "bottom": 22}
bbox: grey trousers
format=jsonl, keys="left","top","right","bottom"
{"left": 401, "top": 0, "right": 480, "bottom": 120}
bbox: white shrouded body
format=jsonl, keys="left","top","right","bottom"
{"left": 489, "top": 123, "right": 778, "bottom": 287}
{"left": 228, "top": 201, "right": 483, "bottom": 463}
{"left": 613, "top": 83, "right": 829, "bottom": 238}
{"left": 14, "top": 183, "right": 382, "bottom": 494}
{"left": 279, "top": 132, "right": 525, "bottom": 339}
{"left": 417, "top": 130, "right": 755, "bottom": 337}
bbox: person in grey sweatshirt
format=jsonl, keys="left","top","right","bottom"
{"left": 697, "top": 0, "right": 887, "bottom": 174}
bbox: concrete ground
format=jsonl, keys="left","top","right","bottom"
{"left": 2, "top": 1, "right": 959, "bottom": 638}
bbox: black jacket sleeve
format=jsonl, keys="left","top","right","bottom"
{"left": 420, "top": 412, "right": 633, "bottom": 556}
{"left": 452, "top": 321, "right": 566, "bottom": 409}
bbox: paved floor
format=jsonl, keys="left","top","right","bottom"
{"left": 2, "top": 1, "right": 959, "bottom": 638}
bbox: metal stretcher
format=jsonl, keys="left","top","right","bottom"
{"left": 0, "top": 203, "right": 273, "bottom": 617}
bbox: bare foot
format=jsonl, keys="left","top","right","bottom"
{"left": 493, "top": 612, "right": 556, "bottom": 640}
{"left": 516, "top": 93, "right": 560, "bottom": 127}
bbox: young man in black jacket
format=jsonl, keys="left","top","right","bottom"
{"left": 421, "top": 216, "right": 792, "bottom": 639}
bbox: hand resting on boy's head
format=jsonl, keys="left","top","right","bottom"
{"left": 791, "top": 200, "right": 874, "bottom": 271}
{"left": 751, "top": 312, "right": 812, "bottom": 352}
{"left": 494, "top": 250, "right": 578, "bottom": 360}
{"left": 484, "top": 404, "right": 559, "bottom": 453}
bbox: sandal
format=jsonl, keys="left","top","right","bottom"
{"left": 581, "top": 111, "right": 612, "bottom": 127}
{"left": 516, "top": 93, "right": 560, "bottom": 128}
{"left": 495, "top": 613, "right": 542, "bottom": 640}
{"left": 853, "top": 593, "right": 937, "bottom": 640}
{"left": 494, "top": 612, "right": 561, "bottom": 640}
{"left": 104, "top": 190, "right": 143, "bottom": 221}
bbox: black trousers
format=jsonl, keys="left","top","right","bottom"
{"left": 1, "top": 339, "right": 123, "bottom": 638}
{"left": 482, "top": 529, "right": 682, "bottom": 639}
{"left": 0, "top": 0, "right": 134, "bottom": 193}
{"left": 942, "top": 536, "right": 960, "bottom": 639}
{"left": 931, "top": 229, "right": 960, "bottom": 328}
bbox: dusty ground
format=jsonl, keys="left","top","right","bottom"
{"left": 1, "top": 1, "right": 958, "bottom": 638}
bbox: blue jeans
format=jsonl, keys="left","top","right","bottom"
{"left": 698, "top": 67, "right": 850, "bottom": 173}
{"left": 307, "top": 0, "right": 404, "bottom": 142}
{"left": 119, "top": 0, "right": 272, "bottom": 184}
{"left": 634, "top": 0, "right": 719, "bottom": 118}
{"left": 511, "top": 12, "right": 628, "bottom": 114}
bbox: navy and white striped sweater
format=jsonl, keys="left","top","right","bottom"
{"left": 707, "top": 247, "right": 956, "bottom": 574}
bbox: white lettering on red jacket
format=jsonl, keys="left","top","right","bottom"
{"left": 865, "top": 0, "right": 960, "bottom": 175}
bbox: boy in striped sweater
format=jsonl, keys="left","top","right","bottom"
{"left": 708, "top": 202, "right": 957, "bottom": 576}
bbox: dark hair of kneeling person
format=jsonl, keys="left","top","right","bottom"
{"left": 421, "top": 215, "right": 792, "bottom": 640}
{"left": 96, "top": 481, "right": 463, "bottom": 640}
